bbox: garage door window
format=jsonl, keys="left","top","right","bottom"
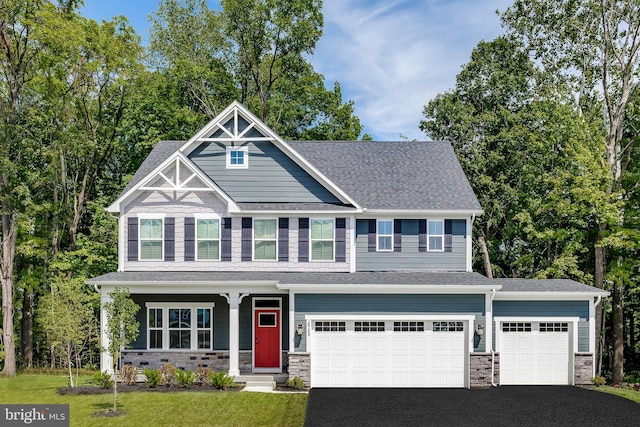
{"left": 355, "top": 321, "right": 385, "bottom": 332}
{"left": 540, "top": 322, "right": 568, "bottom": 332}
{"left": 502, "top": 322, "right": 532, "bottom": 332}
{"left": 393, "top": 321, "right": 425, "bottom": 332}
{"left": 433, "top": 321, "right": 463, "bottom": 332}
{"left": 315, "top": 321, "right": 345, "bottom": 332}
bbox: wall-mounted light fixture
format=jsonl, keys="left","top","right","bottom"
{"left": 296, "top": 324, "right": 304, "bottom": 336}
{"left": 475, "top": 324, "right": 485, "bottom": 336}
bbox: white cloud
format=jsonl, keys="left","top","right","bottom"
{"left": 313, "top": 0, "right": 513, "bottom": 140}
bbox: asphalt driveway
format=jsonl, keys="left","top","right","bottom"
{"left": 304, "top": 386, "right": 640, "bottom": 426}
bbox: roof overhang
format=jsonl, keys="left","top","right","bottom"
{"left": 356, "top": 209, "right": 483, "bottom": 218}
{"left": 494, "top": 291, "right": 609, "bottom": 300}
{"left": 278, "top": 283, "right": 501, "bottom": 294}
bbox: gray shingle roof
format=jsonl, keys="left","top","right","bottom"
{"left": 87, "top": 271, "right": 606, "bottom": 294}
{"left": 235, "top": 202, "right": 356, "bottom": 211}
{"left": 289, "top": 141, "right": 482, "bottom": 211}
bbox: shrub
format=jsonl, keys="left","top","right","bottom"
{"left": 92, "top": 371, "right": 114, "bottom": 389}
{"left": 591, "top": 376, "right": 606, "bottom": 387}
{"left": 286, "top": 376, "right": 305, "bottom": 390}
{"left": 176, "top": 369, "right": 198, "bottom": 389}
{"left": 159, "top": 362, "right": 177, "bottom": 386}
{"left": 209, "top": 370, "right": 236, "bottom": 390}
{"left": 195, "top": 365, "right": 211, "bottom": 385}
{"left": 143, "top": 367, "right": 162, "bottom": 388}
{"left": 120, "top": 364, "right": 139, "bottom": 385}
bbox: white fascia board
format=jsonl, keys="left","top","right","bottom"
{"left": 106, "top": 152, "right": 239, "bottom": 214}
{"left": 276, "top": 283, "right": 500, "bottom": 294}
{"left": 95, "top": 281, "right": 286, "bottom": 295}
{"left": 494, "top": 291, "right": 609, "bottom": 301}
{"left": 357, "top": 209, "right": 483, "bottom": 218}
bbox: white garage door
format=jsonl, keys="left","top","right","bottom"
{"left": 499, "top": 321, "right": 572, "bottom": 385}
{"left": 310, "top": 320, "right": 467, "bottom": 388}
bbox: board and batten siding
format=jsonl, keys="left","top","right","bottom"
{"left": 188, "top": 140, "right": 342, "bottom": 203}
{"left": 493, "top": 300, "right": 590, "bottom": 352}
{"left": 355, "top": 219, "right": 467, "bottom": 271}
{"left": 123, "top": 191, "right": 351, "bottom": 272}
{"left": 294, "top": 293, "right": 486, "bottom": 353}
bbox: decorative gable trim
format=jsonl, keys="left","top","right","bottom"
{"left": 179, "top": 101, "right": 361, "bottom": 211}
{"left": 107, "top": 152, "right": 237, "bottom": 213}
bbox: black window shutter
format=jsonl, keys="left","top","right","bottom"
{"left": 128, "top": 217, "right": 138, "bottom": 261}
{"left": 418, "top": 219, "right": 427, "bottom": 252}
{"left": 335, "top": 218, "right": 346, "bottom": 262}
{"left": 221, "top": 217, "right": 232, "bottom": 261}
{"left": 241, "top": 217, "right": 252, "bottom": 261}
{"left": 394, "top": 219, "right": 402, "bottom": 252}
{"left": 368, "top": 219, "right": 376, "bottom": 252}
{"left": 298, "top": 218, "right": 309, "bottom": 262}
{"left": 184, "top": 217, "right": 195, "bottom": 261}
{"left": 164, "top": 217, "right": 175, "bottom": 261}
{"left": 444, "top": 219, "right": 453, "bottom": 252}
{"left": 278, "top": 218, "right": 289, "bottom": 262}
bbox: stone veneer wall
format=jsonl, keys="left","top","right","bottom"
{"left": 121, "top": 350, "right": 289, "bottom": 374}
{"left": 287, "top": 353, "right": 310, "bottom": 386}
{"left": 470, "top": 353, "right": 499, "bottom": 387}
{"left": 574, "top": 353, "right": 594, "bottom": 385}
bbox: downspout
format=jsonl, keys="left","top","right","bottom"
{"left": 490, "top": 288, "right": 497, "bottom": 387}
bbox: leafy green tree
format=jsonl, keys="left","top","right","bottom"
{"left": 103, "top": 288, "right": 139, "bottom": 413}
{"left": 501, "top": 0, "right": 640, "bottom": 384}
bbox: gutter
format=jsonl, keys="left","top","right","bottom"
{"left": 490, "top": 288, "right": 497, "bottom": 387}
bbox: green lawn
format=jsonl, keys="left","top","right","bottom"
{"left": 0, "top": 375, "right": 307, "bottom": 426}
{"left": 592, "top": 385, "right": 640, "bottom": 404}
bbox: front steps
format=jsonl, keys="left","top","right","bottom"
{"left": 235, "top": 374, "right": 288, "bottom": 392}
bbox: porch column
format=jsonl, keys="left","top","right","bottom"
{"left": 100, "top": 291, "right": 114, "bottom": 374}
{"left": 222, "top": 292, "right": 248, "bottom": 377}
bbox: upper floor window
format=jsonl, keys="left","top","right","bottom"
{"left": 427, "top": 220, "right": 444, "bottom": 252}
{"left": 377, "top": 220, "right": 393, "bottom": 251}
{"left": 311, "top": 218, "right": 334, "bottom": 260}
{"left": 140, "top": 218, "right": 163, "bottom": 260}
{"left": 254, "top": 218, "right": 277, "bottom": 260}
{"left": 197, "top": 218, "right": 220, "bottom": 260}
{"left": 226, "top": 146, "right": 248, "bottom": 169}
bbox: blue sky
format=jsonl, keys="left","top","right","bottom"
{"left": 81, "top": 0, "right": 512, "bottom": 140}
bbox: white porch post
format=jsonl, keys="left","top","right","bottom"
{"left": 222, "top": 292, "right": 248, "bottom": 377}
{"left": 289, "top": 292, "right": 296, "bottom": 353}
{"left": 100, "top": 291, "right": 114, "bottom": 374}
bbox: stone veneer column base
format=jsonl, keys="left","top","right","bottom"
{"left": 470, "top": 353, "right": 499, "bottom": 388}
{"left": 574, "top": 353, "right": 594, "bottom": 385}
{"left": 287, "top": 353, "right": 310, "bottom": 386}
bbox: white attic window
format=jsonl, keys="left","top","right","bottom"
{"left": 226, "top": 146, "right": 248, "bottom": 169}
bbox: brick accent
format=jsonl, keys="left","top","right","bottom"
{"left": 287, "top": 353, "right": 310, "bottom": 386}
{"left": 574, "top": 353, "right": 594, "bottom": 385}
{"left": 470, "top": 353, "right": 499, "bottom": 388}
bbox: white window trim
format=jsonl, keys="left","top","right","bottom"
{"left": 376, "top": 219, "right": 393, "bottom": 252}
{"left": 427, "top": 219, "right": 444, "bottom": 252}
{"left": 139, "top": 216, "right": 165, "bottom": 261}
{"left": 253, "top": 218, "right": 278, "bottom": 261}
{"left": 194, "top": 215, "right": 221, "bottom": 261}
{"left": 226, "top": 146, "right": 248, "bottom": 169}
{"left": 145, "top": 303, "right": 215, "bottom": 351}
{"left": 310, "top": 218, "right": 335, "bottom": 262}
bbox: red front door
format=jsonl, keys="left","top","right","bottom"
{"left": 254, "top": 310, "right": 280, "bottom": 369}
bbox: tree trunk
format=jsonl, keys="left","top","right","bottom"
{"left": 594, "top": 226, "right": 606, "bottom": 375}
{"left": 20, "top": 291, "right": 33, "bottom": 368}
{"left": 611, "top": 281, "right": 624, "bottom": 384}
{"left": 1, "top": 206, "right": 17, "bottom": 376}
{"left": 478, "top": 235, "right": 493, "bottom": 279}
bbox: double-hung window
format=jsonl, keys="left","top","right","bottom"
{"left": 147, "top": 304, "right": 214, "bottom": 350}
{"left": 226, "top": 146, "right": 248, "bottom": 169}
{"left": 197, "top": 218, "right": 220, "bottom": 260}
{"left": 140, "top": 218, "right": 163, "bottom": 260}
{"left": 311, "top": 219, "right": 334, "bottom": 260}
{"left": 254, "top": 219, "right": 277, "bottom": 260}
{"left": 427, "top": 220, "right": 444, "bottom": 251}
{"left": 377, "top": 220, "right": 393, "bottom": 251}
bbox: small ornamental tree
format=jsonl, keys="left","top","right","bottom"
{"left": 103, "top": 288, "right": 140, "bottom": 413}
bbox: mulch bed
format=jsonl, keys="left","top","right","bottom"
{"left": 57, "top": 383, "right": 242, "bottom": 395}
